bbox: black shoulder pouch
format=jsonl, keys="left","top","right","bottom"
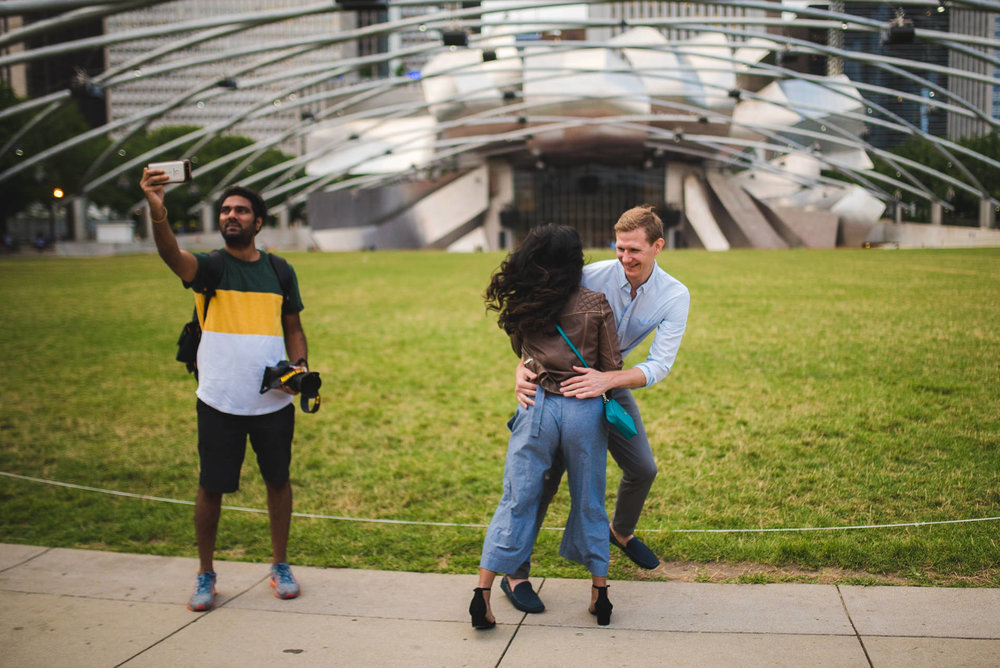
{"left": 175, "top": 251, "right": 225, "bottom": 378}
{"left": 176, "top": 311, "right": 201, "bottom": 374}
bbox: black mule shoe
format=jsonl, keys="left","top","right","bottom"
{"left": 470, "top": 587, "right": 496, "bottom": 630}
{"left": 590, "top": 585, "right": 613, "bottom": 626}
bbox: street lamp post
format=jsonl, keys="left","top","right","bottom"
{"left": 50, "top": 187, "right": 64, "bottom": 246}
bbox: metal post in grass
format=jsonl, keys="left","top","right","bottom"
{"left": 930, "top": 202, "right": 942, "bottom": 226}
{"left": 141, "top": 203, "right": 153, "bottom": 241}
{"left": 980, "top": 198, "right": 995, "bottom": 229}
{"left": 200, "top": 203, "right": 213, "bottom": 234}
{"left": 69, "top": 196, "right": 87, "bottom": 242}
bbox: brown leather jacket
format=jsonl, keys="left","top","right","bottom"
{"left": 511, "top": 287, "right": 623, "bottom": 395}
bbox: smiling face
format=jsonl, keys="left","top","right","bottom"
{"left": 218, "top": 195, "right": 260, "bottom": 249}
{"left": 615, "top": 228, "right": 665, "bottom": 289}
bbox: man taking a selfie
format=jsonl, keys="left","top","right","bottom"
{"left": 140, "top": 169, "right": 309, "bottom": 612}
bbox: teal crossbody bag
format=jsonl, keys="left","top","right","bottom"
{"left": 555, "top": 324, "right": 638, "bottom": 439}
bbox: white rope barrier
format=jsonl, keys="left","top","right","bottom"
{"left": 3, "top": 470, "right": 999, "bottom": 534}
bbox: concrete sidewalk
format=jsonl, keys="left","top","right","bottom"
{"left": 1, "top": 543, "right": 998, "bottom": 667}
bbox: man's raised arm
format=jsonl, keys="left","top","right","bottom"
{"left": 140, "top": 167, "right": 198, "bottom": 283}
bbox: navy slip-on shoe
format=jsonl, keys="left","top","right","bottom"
{"left": 610, "top": 530, "right": 660, "bottom": 569}
{"left": 500, "top": 576, "right": 545, "bottom": 613}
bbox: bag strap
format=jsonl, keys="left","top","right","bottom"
{"left": 266, "top": 252, "right": 294, "bottom": 308}
{"left": 198, "top": 292, "right": 213, "bottom": 325}
{"left": 555, "top": 324, "right": 589, "bottom": 369}
{"left": 555, "top": 324, "right": 613, "bottom": 402}
{"left": 204, "top": 249, "right": 225, "bottom": 293}
{"left": 194, "top": 250, "right": 226, "bottom": 325}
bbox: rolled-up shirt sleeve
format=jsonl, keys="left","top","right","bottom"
{"left": 634, "top": 285, "right": 690, "bottom": 387}
{"left": 583, "top": 259, "right": 691, "bottom": 388}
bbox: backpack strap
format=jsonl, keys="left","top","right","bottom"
{"left": 195, "top": 249, "right": 226, "bottom": 323}
{"left": 266, "top": 252, "right": 294, "bottom": 309}
{"left": 204, "top": 250, "right": 225, "bottom": 295}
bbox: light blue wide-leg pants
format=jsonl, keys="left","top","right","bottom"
{"left": 479, "top": 388, "right": 610, "bottom": 577}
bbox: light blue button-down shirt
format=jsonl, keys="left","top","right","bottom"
{"left": 582, "top": 259, "right": 690, "bottom": 388}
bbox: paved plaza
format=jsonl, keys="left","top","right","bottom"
{"left": 1, "top": 543, "right": 998, "bottom": 667}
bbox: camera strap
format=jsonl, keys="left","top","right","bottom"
{"left": 289, "top": 364, "right": 321, "bottom": 413}
{"left": 301, "top": 393, "right": 320, "bottom": 413}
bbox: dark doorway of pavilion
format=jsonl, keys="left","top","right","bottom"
{"left": 512, "top": 164, "right": 666, "bottom": 249}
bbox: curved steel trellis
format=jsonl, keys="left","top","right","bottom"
{"left": 1, "top": 0, "right": 998, "bottom": 229}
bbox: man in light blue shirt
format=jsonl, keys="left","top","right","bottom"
{"left": 500, "top": 206, "right": 690, "bottom": 615}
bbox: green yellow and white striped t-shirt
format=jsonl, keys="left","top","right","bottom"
{"left": 189, "top": 250, "right": 304, "bottom": 416}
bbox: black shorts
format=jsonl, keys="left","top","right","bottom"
{"left": 196, "top": 399, "right": 295, "bottom": 494}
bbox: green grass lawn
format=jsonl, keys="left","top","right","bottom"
{"left": 1, "top": 247, "right": 998, "bottom": 586}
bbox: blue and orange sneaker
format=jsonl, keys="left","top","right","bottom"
{"left": 269, "top": 562, "right": 300, "bottom": 599}
{"left": 187, "top": 571, "right": 217, "bottom": 612}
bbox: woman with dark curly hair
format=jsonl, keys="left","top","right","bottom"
{"left": 470, "top": 224, "right": 622, "bottom": 629}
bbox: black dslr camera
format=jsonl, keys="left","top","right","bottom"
{"left": 260, "top": 360, "right": 321, "bottom": 412}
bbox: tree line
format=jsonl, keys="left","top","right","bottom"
{"left": 0, "top": 82, "right": 303, "bottom": 238}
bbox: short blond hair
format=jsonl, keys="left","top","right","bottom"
{"left": 614, "top": 205, "right": 664, "bottom": 245}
